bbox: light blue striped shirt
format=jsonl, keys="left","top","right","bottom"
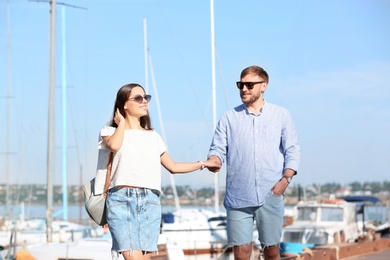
{"left": 208, "top": 101, "right": 300, "bottom": 208}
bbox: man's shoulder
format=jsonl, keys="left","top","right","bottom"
{"left": 264, "top": 101, "right": 289, "bottom": 113}
{"left": 231, "top": 104, "right": 246, "bottom": 113}
{"left": 221, "top": 104, "right": 246, "bottom": 118}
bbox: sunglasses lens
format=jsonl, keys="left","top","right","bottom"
{"left": 236, "top": 82, "right": 258, "bottom": 90}
{"left": 246, "top": 83, "right": 254, "bottom": 89}
{"left": 135, "top": 96, "right": 143, "bottom": 103}
{"left": 131, "top": 95, "right": 152, "bottom": 103}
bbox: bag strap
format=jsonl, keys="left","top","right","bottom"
{"left": 103, "top": 152, "right": 114, "bottom": 198}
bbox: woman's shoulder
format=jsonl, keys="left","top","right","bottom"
{"left": 100, "top": 125, "right": 116, "bottom": 136}
{"left": 143, "top": 129, "right": 163, "bottom": 140}
{"left": 143, "top": 129, "right": 160, "bottom": 137}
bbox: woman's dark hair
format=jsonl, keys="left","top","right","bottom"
{"left": 109, "top": 83, "right": 153, "bottom": 130}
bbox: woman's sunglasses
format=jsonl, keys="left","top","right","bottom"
{"left": 128, "top": 94, "right": 152, "bottom": 103}
{"left": 236, "top": 81, "right": 265, "bottom": 90}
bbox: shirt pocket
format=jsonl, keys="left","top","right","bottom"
{"left": 263, "top": 124, "right": 279, "bottom": 142}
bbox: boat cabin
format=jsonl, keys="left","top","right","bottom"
{"left": 280, "top": 200, "right": 360, "bottom": 253}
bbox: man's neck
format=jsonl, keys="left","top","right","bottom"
{"left": 246, "top": 98, "right": 265, "bottom": 115}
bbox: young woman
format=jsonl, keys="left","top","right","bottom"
{"left": 99, "top": 83, "right": 218, "bottom": 260}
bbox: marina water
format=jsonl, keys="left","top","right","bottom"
{"left": 1, "top": 204, "right": 388, "bottom": 225}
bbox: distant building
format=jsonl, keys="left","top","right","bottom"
{"left": 335, "top": 187, "right": 351, "bottom": 197}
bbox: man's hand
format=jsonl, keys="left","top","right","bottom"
{"left": 272, "top": 178, "right": 289, "bottom": 195}
{"left": 205, "top": 155, "right": 222, "bottom": 172}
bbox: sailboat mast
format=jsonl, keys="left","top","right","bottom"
{"left": 46, "top": 0, "right": 56, "bottom": 243}
{"left": 61, "top": 6, "right": 68, "bottom": 221}
{"left": 210, "top": 0, "right": 219, "bottom": 213}
{"left": 5, "top": 0, "right": 11, "bottom": 216}
{"left": 143, "top": 17, "right": 181, "bottom": 211}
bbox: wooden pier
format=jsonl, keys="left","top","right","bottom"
{"left": 280, "top": 238, "right": 390, "bottom": 260}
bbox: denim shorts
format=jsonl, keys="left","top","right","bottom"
{"left": 226, "top": 193, "right": 284, "bottom": 247}
{"left": 106, "top": 187, "right": 161, "bottom": 257}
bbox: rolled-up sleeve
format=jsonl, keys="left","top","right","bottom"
{"left": 282, "top": 111, "right": 300, "bottom": 172}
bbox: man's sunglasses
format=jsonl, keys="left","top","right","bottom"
{"left": 128, "top": 94, "right": 152, "bottom": 103}
{"left": 236, "top": 81, "right": 265, "bottom": 90}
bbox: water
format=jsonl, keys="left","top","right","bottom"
{"left": 0, "top": 204, "right": 220, "bottom": 222}
{"left": 1, "top": 204, "right": 388, "bottom": 225}
{"left": 0, "top": 204, "right": 89, "bottom": 221}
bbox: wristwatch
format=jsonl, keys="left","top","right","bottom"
{"left": 283, "top": 176, "right": 292, "bottom": 184}
{"left": 198, "top": 160, "right": 205, "bottom": 170}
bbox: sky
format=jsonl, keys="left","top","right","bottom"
{"left": 0, "top": 0, "right": 389, "bottom": 190}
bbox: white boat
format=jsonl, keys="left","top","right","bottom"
{"left": 279, "top": 198, "right": 364, "bottom": 254}
{"left": 375, "top": 222, "right": 390, "bottom": 238}
{"left": 0, "top": 219, "right": 104, "bottom": 256}
{"left": 161, "top": 208, "right": 228, "bottom": 256}
{"left": 1, "top": 233, "right": 185, "bottom": 260}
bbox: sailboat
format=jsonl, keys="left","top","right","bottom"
{"left": 160, "top": 208, "right": 228, "bottom": 256}
{"left": 0, "top": 2, "right": 100, "bottom": 257}
{"left": 142, "top": 1, "right": 229, "bottom": 256}
{"left": 1, "top": 3, "right": 185, "bottom": 259}
{"left": 20, "top": 233, "right": 185, "bottom": 260}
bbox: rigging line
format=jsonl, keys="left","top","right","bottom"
{"left": 12, "top": 115, "right": 25, "bottom": 212}
{"left": 155, "top": 0, "right": 212, "bottom": 132}
{"left": 215, "top": 45, "right": 230, "bottom": 110}
{"left": 61, "top": 34, "right": 87, "bottom": 222}
{"left": 29, "top": 0, "right": 88, "bottom": 10}
{"left": 148, "top": 50, "right": 181, "bottom": 212}
{"left": 67, "top": 89, "right": 82, "bottom": 170}
{"left": 79, "top": 1, "right": 90, "bottom": 181}
{"left": 57, "top": 3, "right": 88, "bottom": 185}
{"left": 143, "top": 17, "right": 149, "bottom": 92}
{"left": 64, "top": 51, "right": 83, "bottom": 173}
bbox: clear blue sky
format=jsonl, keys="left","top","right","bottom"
{"left": 1, "top": 0, "right": 389, "bottom": 189}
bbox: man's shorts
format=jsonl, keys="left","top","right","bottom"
{"left": 226, "top": 193, "right": 284, "bottom": 247}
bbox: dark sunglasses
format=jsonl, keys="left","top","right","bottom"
{"left": 236, "top": 81, "right": 265, "bottom": 90}
{"left": 128, "top": 94, "right": 152, "bottom": 103}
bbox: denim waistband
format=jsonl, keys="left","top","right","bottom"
{"left": 109, "top": 186, "right": 160, "bottom": 197}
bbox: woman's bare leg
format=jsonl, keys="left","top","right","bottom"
{"left": 122, "top": 250, "right": 151, "bottom": 260}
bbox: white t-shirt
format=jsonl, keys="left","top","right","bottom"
{"left": 94, "top": 126, "right": 166, "bottom": 194}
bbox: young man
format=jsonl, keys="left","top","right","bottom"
{"left": 207, "top": 65, "right": 300, "bottom": 260}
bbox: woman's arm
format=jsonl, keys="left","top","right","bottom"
{"left": 160, "top": 152, "right": 220, "bottom": 174}
{"left": 102, "top": 109, "right": 126, "bottom": 152}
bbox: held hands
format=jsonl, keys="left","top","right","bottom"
{"left": 204, "top": 155, "right": 222, "bottom": 172}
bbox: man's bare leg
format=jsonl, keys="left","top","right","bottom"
{"left": 233, "top": 242, "right": 253, "bottom": 260}
{"left": 262, "top": 244, "right": 280, "bottom": 260}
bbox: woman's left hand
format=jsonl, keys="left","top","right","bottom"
{"left": 114, "top": 108, "right": 125, "bottom": 125}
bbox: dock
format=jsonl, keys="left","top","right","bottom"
{"left": 342, "top": 248, "right": 390, "bottom": 259}
{"left": 280, "top": 238, "right": 390, "bottom": 260}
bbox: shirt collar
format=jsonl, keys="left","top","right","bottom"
{"left": 242, "top": 100, "right": 267, "bottom": 116}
